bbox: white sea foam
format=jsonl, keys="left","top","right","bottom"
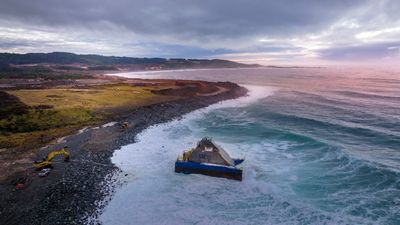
{"left": 98, "top": 86, "right": 282, "bottom": 224}
{"left": 98, "top": 110, "right": 373, "bottom": 225}
{"left": 102, "top": 122, "right": 117, "bottom": 128}
{"left": 109, "top": 85, "right": 276, "bottom": 171}
{"left": 98, "top": 84, "right": 366, "bottom": 225}
{"left": 107, "top": 67, "right": 258, "bottom": 80}
{"left": 107, "top": 68, "right": 217, "bottom": 79}
{"left": 99, "top": 124, "right": 359, "bottom": 225}
{"left": 96, "top": 68, "right": 400, "bottom": 225}
{"left": 210, "top": 85, "right": 277, "bottom": 109}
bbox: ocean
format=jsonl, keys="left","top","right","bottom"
{"left": 99, "top": 67, "right": 400, "bottom": 225}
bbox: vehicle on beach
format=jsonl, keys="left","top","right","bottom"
{"left": 33, "top": 147, "right": 70, "bottom": 170}
{"left": 38, "top": 168, "right": 51, "bottom": 177}
{"left": 175, "top": 138, "right": 244, "bottom": 181}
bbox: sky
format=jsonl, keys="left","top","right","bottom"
{"left": 1, "top": 0, "right": 400, "bottom": 66}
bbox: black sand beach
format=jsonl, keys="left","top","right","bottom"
{"left": 0, "top": 80, "right": 247, "bottom": 225}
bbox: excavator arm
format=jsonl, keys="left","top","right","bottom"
{"left": 46, "top": 148, "right": 70, "bottom": 162}
{"left": 33, "top": 148, "right": 70, "bottom": 170}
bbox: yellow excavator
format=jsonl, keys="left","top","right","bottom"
{"left": 33, "top": 147, "right": 70, "bottom": 170}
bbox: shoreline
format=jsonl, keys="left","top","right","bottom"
{"left": 0, "top": 79, "right": 247, "bottom": 225}
{"left": 106, "top": 66, "right": 263, "bottom": 77}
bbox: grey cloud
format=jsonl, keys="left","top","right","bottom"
{"left": 358, "top": 0, "right": 400, "bottom": 24}
{"left": 0, "top": 40, "right": 31, "bottom": 49}
{"left": 0, "top": 0, "right": 365, "bottom": 41}
{"left": 1, "top": 0, "right": 400, "bottom": 62}
{"left": 318, "top": 42, "right": 400, "bottom": 60}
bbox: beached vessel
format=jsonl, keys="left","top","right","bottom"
{"left": 175, "top": 138, "right": 244, "bottom": 181}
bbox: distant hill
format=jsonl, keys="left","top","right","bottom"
{"left": 0, "top": 52, "right": 259, "bottom": 69}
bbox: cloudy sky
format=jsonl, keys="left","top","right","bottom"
{"left": 1, "top": 0, "right": 400, "bottom": 65}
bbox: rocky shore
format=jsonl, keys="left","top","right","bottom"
{"left": 0, "top": 81, "right": 247, "bottom": 225}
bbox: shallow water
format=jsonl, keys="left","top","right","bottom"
{"left": 100, "top": 68, "right": 400, "bottom": 225}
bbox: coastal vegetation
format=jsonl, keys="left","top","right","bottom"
{"left": 0, "top": 52, "right": 258, "bottom": 73}
{"left": 0, "top": 50, "right": 249, "bottom": 224}
{"left": 0, "top": 65, "right": 94, "bottom": 80}
{"left": 0, "top": 52, "right": 258, "bottom": 81}
{"left": 0, "top": 84, "right": 176, "bottom": 149}
{"left": 0, "top": 50, "right": 251, "bottom": 186}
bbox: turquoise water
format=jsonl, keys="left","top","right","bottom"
{"left": 100, "top": 68, "right": 400, "bottom": 225}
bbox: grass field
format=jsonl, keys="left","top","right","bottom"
{"left": 0, "top": 84, "right": 177, "bottom": 149}
{"left": 7, "top": 84, "right": 170, "bottom": 110}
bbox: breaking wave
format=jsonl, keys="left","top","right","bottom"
{"left": 99, "top": 68, "right": 400, "bottom": 225}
